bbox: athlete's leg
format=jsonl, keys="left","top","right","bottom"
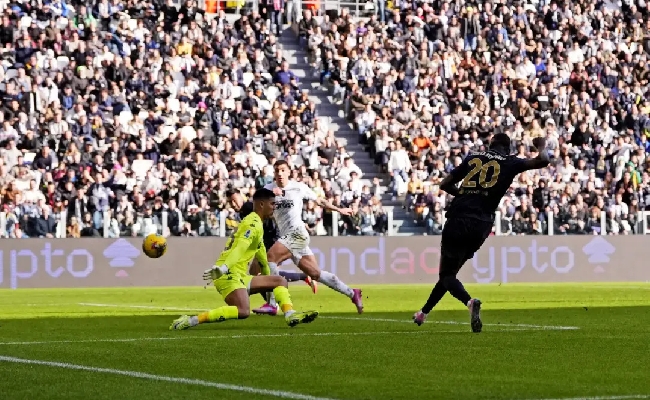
{"left": 250, "top": 275, "right": 319, "bottom": 327}
{"left": 417, "top": 219, "right": 465, "bottom": 323}
{"left": 266, "top": 240, "right": 293, "bottom": 264}
{"left": 278, "top": 270, "right": 309, "bottom": 282}
{"left": 252, "top": 241, "right": 292, "bottom": 314}
{"left": 249, "top": 259, "right": 272, "bottom": 303}
{"left": 296, "top": 252, "right": 364, "bottom": 314}
{"left": 415, "top": 218, "right": 487, "bottom": 332}
{"left": 170, "top": 288, "right": 248, "bottom": 330}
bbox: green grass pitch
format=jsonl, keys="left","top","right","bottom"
{"left": 1, "top": 283, "right": 649, "bottom": 400}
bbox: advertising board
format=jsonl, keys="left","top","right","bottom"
{"left": 0, "top": 236, "right": 646, "bottom": 289}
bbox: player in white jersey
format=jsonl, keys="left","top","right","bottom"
{"left": 252, "top": 160, "right": 364, "bottom": 315}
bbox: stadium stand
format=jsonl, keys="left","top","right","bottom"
{"left": 313, "top": 0, "right": 650, "bottom": 236}
{"left": 0, "top": 1, "right": 390, "bottom": 238}
{"left": 1, "top": 0, "right": 649, "bottom": 238}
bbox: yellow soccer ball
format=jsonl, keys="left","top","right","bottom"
{"left": 142, "top": 233, "right": 167, "bottom": 259}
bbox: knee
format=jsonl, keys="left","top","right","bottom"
{"left": 439, "top": 274, "right": 456, "bottom": 287}
{"left": 303, "top": 265, "right": 320, "bottom": 280}
{"left": 274, "top": 276, "right": 288, "bottom": 288}
{"left": 237, "top": 308, "right": 250, "bottom": 319}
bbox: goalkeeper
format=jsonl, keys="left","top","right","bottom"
{"left": 170, "top": 188, "right": 318, "bottom": 330}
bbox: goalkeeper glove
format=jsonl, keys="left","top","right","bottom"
{"left": 202, "top": 265, "right": 229, "bottom": 283}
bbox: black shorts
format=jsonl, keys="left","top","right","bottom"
{"left": 439, "top": 217, "right": 493, "bottom": 276}
{"left": 264, "top": 238, "right": 277, "bottom": 250}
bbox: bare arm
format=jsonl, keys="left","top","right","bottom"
{"left": 316, "top": 197, "right": 353, "bottom": 216}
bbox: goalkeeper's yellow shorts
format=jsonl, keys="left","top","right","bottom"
{"left": 214, "top": 273, "right": 254, "bottom": 299}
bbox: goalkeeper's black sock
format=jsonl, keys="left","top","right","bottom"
{"left": 260, "top": 292, "right": 270, "bottom": 303}
{"left": 278, "top": 270, "right": 308, "bottom": 282}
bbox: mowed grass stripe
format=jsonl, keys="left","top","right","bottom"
{"left": 0, "top": 327, "right": 541, "bottom": 346}
{"left": 76, "top": 303, "right": 581, "bottom": 330}
{"left": 523, "top": 395, "right": 650, "bottom": 400}
{"left": 0, "top": 355, "right": 338, "bottom": 400}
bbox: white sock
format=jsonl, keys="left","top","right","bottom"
{"left": 189, "top": 316, "right": 199, "bottom": 326}
{"left": 318, "top": 271, "right": 354, "bottom": 298}
{"left": 267, "top": 293, "right": 277, "bottom": 307}
{"left": 284, "top": 310, "right": 295, "bottom": 317}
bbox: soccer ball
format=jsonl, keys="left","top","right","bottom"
{"left": 142, "top": 233, "right": 167, "bottom": 259}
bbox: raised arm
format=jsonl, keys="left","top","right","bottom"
{"left": 521, "top": 137, "right": 551, "bottom": 171}
{"left": 302, "top": 182, "right": 353, "bottom": 216}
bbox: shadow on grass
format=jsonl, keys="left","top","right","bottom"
{"left": 1, "top": 306, "right": 649, "bottom": 343}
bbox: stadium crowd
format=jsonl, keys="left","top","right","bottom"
{"left": 2, "top": 0, "right": 650, "bottom": 239}
{"left": 309, "top": 0, "right": 650, "bottom": 235}
{"left": 0, "top": 0, "right": 392, "bottom": 238}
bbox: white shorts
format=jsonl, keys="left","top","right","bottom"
{"left": 276, "top": 228, "right": 313, "bottom": 265}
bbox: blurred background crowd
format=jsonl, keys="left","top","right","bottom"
{"left": 323, "top": 0, "right": 650, "bottom": 235}
{"left": 1, "top": 0, "right": 649, "bottom": 238}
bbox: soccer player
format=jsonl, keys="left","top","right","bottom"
{"left": 170, "top": 188, "right": 318, "bottom": 330}
{"left": 253, "top": 160, "right": 364, "bottom": 316}
{"left": 227, "top": 190, "right": 318, "bottom": 304}
{"left": 413, "top": 134, "right": 550, "bottom": 333}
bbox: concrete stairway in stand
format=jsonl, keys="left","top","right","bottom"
{"left": 278, "top": 28, "right": 425, "bottom": 235}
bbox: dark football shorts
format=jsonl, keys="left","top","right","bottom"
{"left": 439, "top": 217, "right": 493, "bottom": 276}
{"left": 264, "top": 237, "right": 277, "bottom": 250}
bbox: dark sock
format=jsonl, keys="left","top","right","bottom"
{"left": 260, "top": 292, "right": 270, "bottom": 303}
{"left": 278, "top": 270, "right": 307, "bottom": 282}
{"left": 442, "top": 276, "right": 472, "bottom": 306}
{"left": 422, "top": 280, "right": 447, "bottom": 314}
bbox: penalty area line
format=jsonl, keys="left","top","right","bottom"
{"left": 0, "top": 355, "right": 336, "bottom": 400}
{"left": 75, "top": 303, "right": 580, "bottom": 331}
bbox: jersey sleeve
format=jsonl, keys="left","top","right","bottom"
{"left": 448, "top": 157, "right": 470, "bottom": 182}
{"left": 255, "top": 241, "right": 270, "bottom": 275}
{"left": 300, "top": 182, "right": 318, "bottom": 201}
{"left": 508, "top": 157, "right": 533, "bottom": 174}
{"left": 219, "top": 218, "right": 262, "bottom": 269}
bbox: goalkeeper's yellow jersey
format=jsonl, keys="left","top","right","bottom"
{"left": 216, "top": 212, "right": 269, "bottom": 276}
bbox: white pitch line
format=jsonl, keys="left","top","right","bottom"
{"left": 76, "top": 303, "right": 579, "bottom": 331}
{"left": 0, "top": 327, "right": 538, "bottom": 347}
{"left": 323, "top": 316, "right": 580, "bottom": 331}
{"left": 0, "top": 355, "right": 336, "bottom": 400}
{"left": 0, "top": 330, "right": 429, "bottom": 346}
{"left": 78, "top": 303, "right": 204, "bottom": 311}
{"left": 524, "top": 395, "right": 650, "bottom": 400}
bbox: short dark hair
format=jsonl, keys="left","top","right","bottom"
{"left": 273, "top": 160, "right": 289, "bottom": 169}
{"left": 226, "top": 189, "right": 241, "bottom": 199}
{"left": 253, "top": 188, "right": 275, "bottom": 201}
{"left": 239, "top": 201, "right": 254, "bottom": 218}
{"left": 489, "top": 133, "right": 511, "bottom": 153}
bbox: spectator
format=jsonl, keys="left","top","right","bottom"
{"left": 313, "top": 0, "right": 650, "bottom": 236}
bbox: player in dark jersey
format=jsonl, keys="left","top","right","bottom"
{"left": 227, "top": 191, "right": 316, "bottom": 306}
{"left": 413, "top": 134, "right": 550, "bottom": 333}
